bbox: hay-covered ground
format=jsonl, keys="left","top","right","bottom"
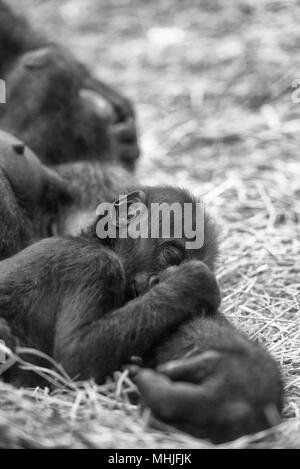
{"left": 1, "top": 0, "right": 300, "bottom": 449}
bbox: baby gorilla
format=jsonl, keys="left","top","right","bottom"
{"left": 0, "top": 1, "right": 139, "bottom": 170}
{"left": 0, "top": 186, "right": 282, "bottom": 442}
{"left": 0, "top": 187, "right": 220, "bottom": 384}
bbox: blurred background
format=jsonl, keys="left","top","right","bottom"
{"left": 9, "top": 0, "right": 300, "bottom": 190}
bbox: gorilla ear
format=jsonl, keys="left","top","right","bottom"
{"left": 114, "top": 190, "right": 146, "bottom": 208}
{"left": 113, "top": 190, "right": 146, "bottom": 227}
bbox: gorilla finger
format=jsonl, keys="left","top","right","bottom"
{"left": 157, "top": 351, "right": 222, "bottom": 383}
{"left": 121, "top": 364, "right": 141, "bottom": 379}
{"left": 84, "top": 78, "right": 134, "bottom": 122}
{"left": 130, "top": 355, "right": 144, "bottom": 367}
{"left": 80, "top": 89, "right": 116, "bottom": 124}
{"left": 112, "top": 120, "right": 137, "bottom": 143}
{"left": 135, "top": 369, "right": 204, "bottom": 421}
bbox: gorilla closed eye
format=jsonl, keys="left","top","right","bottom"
{"left": 161, "top": 243, "right": 184, "bottom": 266}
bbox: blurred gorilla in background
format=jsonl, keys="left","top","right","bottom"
{"left": 0, "top": 0, "right": 139, "bottom": 170}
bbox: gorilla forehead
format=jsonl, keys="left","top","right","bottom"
{"left": 140, "top": 185, "right": 198, "bottom": 206}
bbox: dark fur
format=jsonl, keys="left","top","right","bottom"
{"left": 139, "top": 313, "right": 283, "bottom": 443}
{"left": 0, "top": 130, "right": 73, "bottom": 259}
